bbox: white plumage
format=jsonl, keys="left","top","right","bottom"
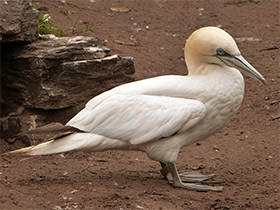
{"left": 9, "top": 26, "right": 265, "bottom": 191}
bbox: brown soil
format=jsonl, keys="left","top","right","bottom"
{"left": 1, "top": 0, "right": 279, "bottom": 209}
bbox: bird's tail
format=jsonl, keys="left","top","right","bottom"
{"left": 17, "top": 122, "right": 84, "bottom": 135}
{"left": 7, "top": 133, "right": 132, "bottom": 156}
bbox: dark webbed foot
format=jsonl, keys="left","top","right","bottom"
{"left": 179, "top": 171, "right": 215, "bottom": 183}
{"left": 160, "top": 162, "right": 223, "bottom": 192}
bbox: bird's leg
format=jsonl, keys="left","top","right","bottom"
{"left": 160, "top": 162, "right": 173, "bottom": 182}
{"left": 165, "top": 162, "right": 223, "bottom": 192}
{"left": 160, "top": 162, "right": 214, "bottom": 183}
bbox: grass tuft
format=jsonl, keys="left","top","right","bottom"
{"left": 38, "top": 11, "right": 65, "bottom": 37}
{"left": 38, "top": 10, "right": 94, "bottom": 37}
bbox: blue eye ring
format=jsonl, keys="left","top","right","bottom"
{"left": 216, "top": 48, "right": 225, "bottom": 56}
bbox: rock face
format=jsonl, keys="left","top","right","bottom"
{"left": 0, "top": 0, "right": 39, "bottom": 42}
{"left": 2, "top": 35, "right": 134, "bottom": 111}
{"left": 1, "top": 35, "right": 135, "bottom": 142}
{"left": 0, "top": 0, "right": 135, "bottom": 145}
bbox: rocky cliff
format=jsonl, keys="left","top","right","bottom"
{"left": 0, "top": 0, "right": 135, "bottom": 145}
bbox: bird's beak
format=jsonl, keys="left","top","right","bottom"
{"left": 218, "top": 54, "right": 266, "bottom": 85}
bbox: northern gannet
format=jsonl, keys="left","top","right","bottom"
{"left": 8, "top": 26, "right": 265, "bottom": 191}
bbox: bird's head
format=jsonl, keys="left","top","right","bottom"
{"left": 185, "top": 26, "right": 266, "bottom": 84}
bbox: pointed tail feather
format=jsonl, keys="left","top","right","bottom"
{"left": 7, "top": 133, "right": 132, "bottom": 156}
{"left": 18, "top": 122, "right": 84, "bottom": 136}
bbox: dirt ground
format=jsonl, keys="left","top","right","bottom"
{"left": 1, "top": 0, "right": 279, "bottom": 209}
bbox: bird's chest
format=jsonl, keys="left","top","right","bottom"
{"left": 201, "top": 83, "right": 244, "bottom": 134}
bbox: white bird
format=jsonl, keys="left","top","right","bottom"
{"left": 9, "top": 26, "right": 265, "bottom": 191}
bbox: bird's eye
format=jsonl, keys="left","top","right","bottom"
{"left": 216, "top": 48, "right": 225, "bottom": 56}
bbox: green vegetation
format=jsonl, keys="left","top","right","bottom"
{"left": 70, "top": 20, "right": 94, "bottom": 34}
{"left": 38, "top": 11, "right": 65, "bottom": 37}
{"left": 38, "top": 10, "right": 94, "bottom": 37}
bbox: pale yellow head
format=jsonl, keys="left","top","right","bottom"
{"left": 185, "top": 26, "right": 265, "bottom": 84}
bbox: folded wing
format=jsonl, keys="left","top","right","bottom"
{"left": 67, "top": 93, "right": 206, "bottom": 145}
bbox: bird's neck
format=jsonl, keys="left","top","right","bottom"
{"left": 186, "top": 64, "right": 245, "bottom": 107}
{"left": 187, "top": 61, "right": 244, "bottom": 87}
